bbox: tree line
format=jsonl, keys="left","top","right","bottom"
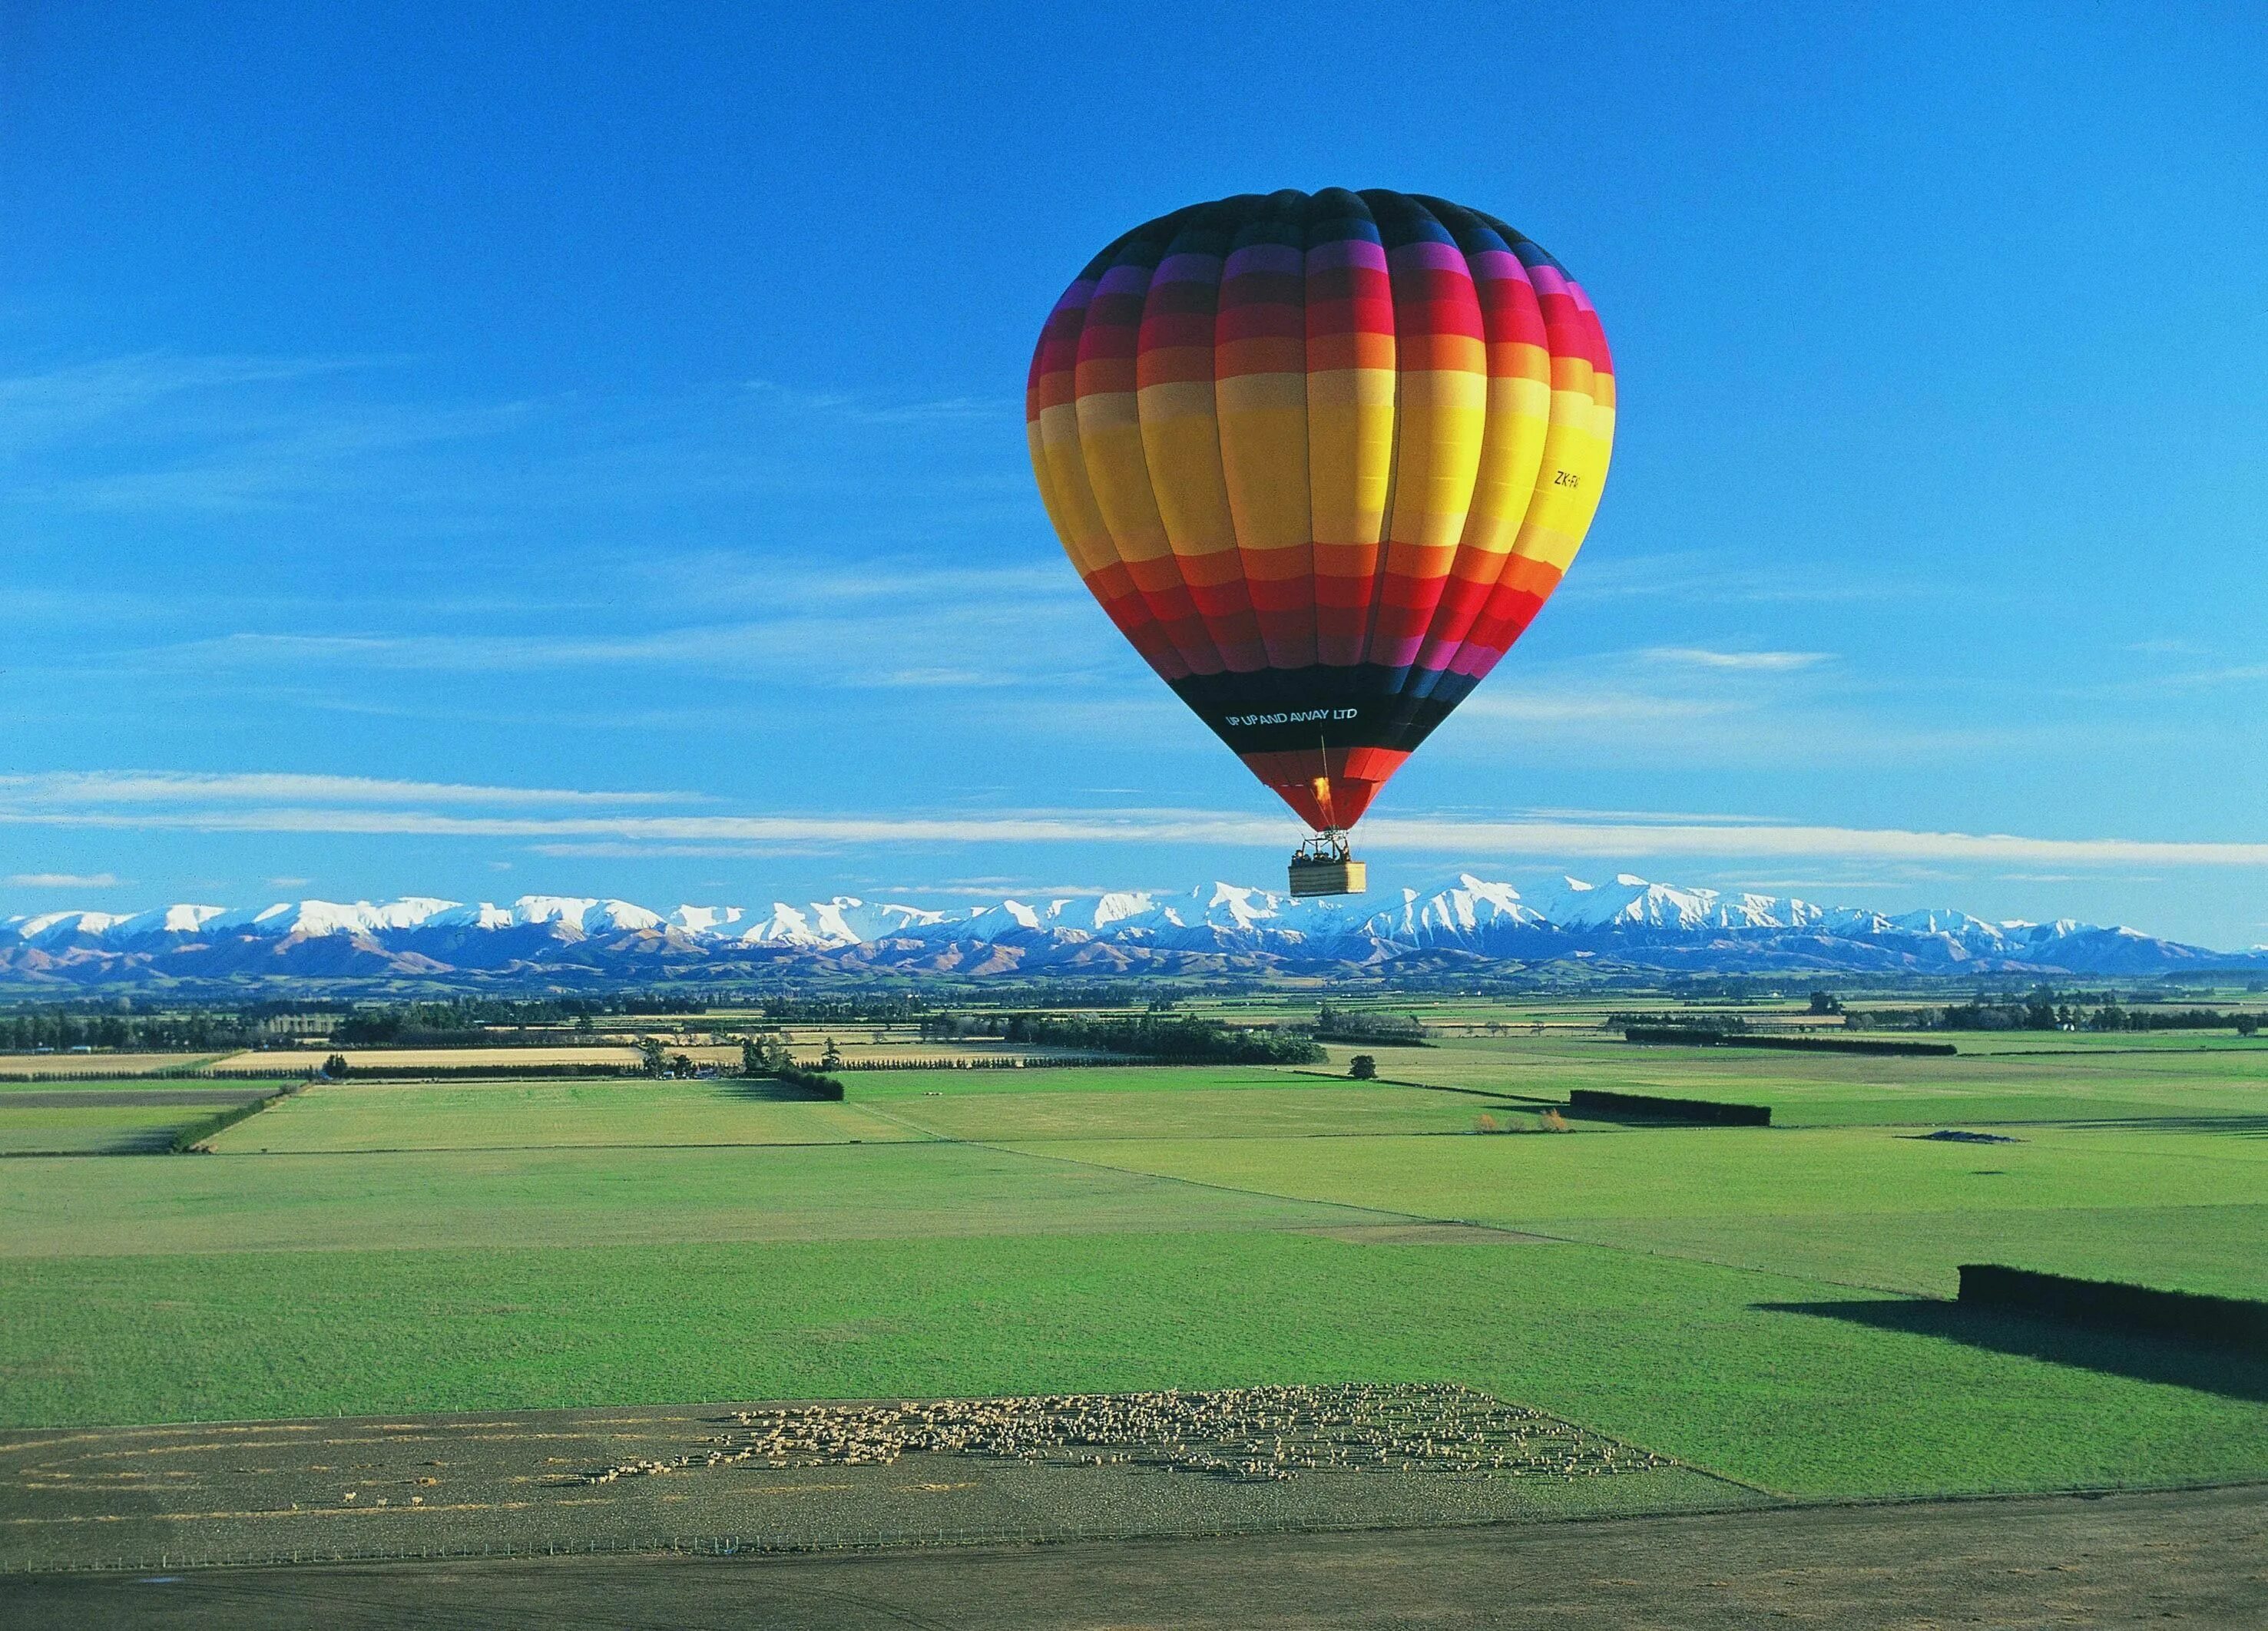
{"left": 1849, "top": 991, "right": 2259, "bottom": 1034}
{"left": 0, "top": 1004, "right": 253, "bottom": 1052}
{"left": 915, "top": 1011, "right": 1322, "bottom": 1064}
{"left": 1312, "top": 1004, "right": 1430, "bottom": 1044}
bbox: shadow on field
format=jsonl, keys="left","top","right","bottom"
{"left": 722, "top": 1080, "right": 836, "bottom": 1103}
{"left": 1757, "top": 1299, "right": 2268, "bottom": 1403}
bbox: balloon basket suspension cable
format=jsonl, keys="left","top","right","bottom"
{"left": 1288, "top": 739, "right": 1366, "bottom": 896}
{"left": 1289, "top": 830, "right": 1366, "bottom": 897}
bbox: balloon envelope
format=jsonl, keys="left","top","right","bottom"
{"left": 1027, "top": 189, "right": 1614, "bottom": 831}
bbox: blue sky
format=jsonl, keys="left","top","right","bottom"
{"left": 4, "top": 2, "right": 2266, "bottom": 946}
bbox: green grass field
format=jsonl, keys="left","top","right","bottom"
{"left": 208, "top": 1078, "right": 918, "bottom": 1152}
{"left": 1335, "top": 1034, "right": 2268, "bottom": 1127}
{"left": 862, "top": 1075, "right": 1539, "bottom": 1141}
{"left": 998, "top": 1127, "right": 2268, "bottom": 1300}
{"left": 2, "top": 1027, "right": 2263, "bottom": 1507}
{"left": 0, "top": 1102, "right": 205, "bottom": 1155}
{"left": 5, "top": 1234, "right": 2261, "bottom": 1499}
{"left": 0, "top": 1082, "right": 281, "bottom": 1154}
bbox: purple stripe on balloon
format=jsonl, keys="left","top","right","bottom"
{"left": 1412, "top": 636, "right": 1462, "bottom": 673}
{"left": 1387, "top": 240, "right": 1472, "bottom": 276}
{"left": 1050, "top": 279, "right": 1098, "bottom": 316}
{"left": 1369, "top": 634, "right": 1426, "bottom": 669}
{"left": 1151, "top": 253, "right": 1226, "bottom": 284}
{"left": 1465, "top": 249, "right": 1535, "bottom": 286}
{"left": 1526, "top": 263, "right": 1571, "bottom": 297}
{"left": 1094, "top": 263, "right": 1156, "bottom": 299}
{"left": 1223, "top": 243, "right": 1302, "bottom": 280}
{"left": 1303, "top": 237, "right": 1389, "bottom": 273}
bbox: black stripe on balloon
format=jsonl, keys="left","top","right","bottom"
{"left": 1165, "top": 667, "right": 1481, "bottom": 758}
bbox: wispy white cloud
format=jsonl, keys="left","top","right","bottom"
{"left": 1454, "top": 690, "right": 1737, "bottom": 726}
{"left": 1433, "top": 652, "right": 2046, "bottom": 764}
{"left": 1503, "top": 805, "right": 1802, "bottom": 827}
{"left": 1559, "top": 548, "right": 1927, "bottom": 606}
{"left": 618, "top": 554, "right": 1069, "bottom": 611}
{"left": 131, "top": 559, "right": 1101, "bottom": 686}
{"left": 144, "top": 623, "right": 1098, "bottom": 686}
{"left": 0, "top": 351, "right": 1034, "bottom": 541}
{"left": 5, "top": 872, "right": 121, "bottom": 888}
{"left": 0, "top": 353, "right": 535, "bottom": 517}
{"left": 2124, "top": 638, "right": 2206, "bottom": 657}
{"left": 0, "top": 353, "right": 376, "bottom": 444}
{"left": 0, "top": 805, "right": 1296, "bottom": 847}
{"left": 526, "top": 842, "right": 870, "bottom": 861}
{"left": 738, "top": 380, "right": 1018, "bottom": 427}
{"left": 1355, "top": 817, "right": 2268, "bottom": 869}
{"left": 5, "top": 775, "right": 2267, "bottom": 870}
{"left": 2144, "top": 663, "right": 2268, "bottom": 692}
{"left": 1645, "top": 647, "right": 1832, "bottom": 671}
{"left": 0, "top": 771, "right": 685, "bottom": 806}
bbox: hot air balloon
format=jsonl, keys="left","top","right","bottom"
{"left": 1025, "top": 189, "right": 1614, "bottom": 895}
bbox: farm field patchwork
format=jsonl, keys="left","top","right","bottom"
{"left": 1346, "top": 1034, "right": 2268, "bottom": 1127}
{"left": 867, "top": 1079, "right": 1538, "bottom": 1143}
{"left": 2, "top": 1075, "right": 224, "bottom": 1093}
{"left": 1015, "top": 1123, "right": 2268, "bottom": 1229}
{"left": 208, "top": 1045, "right": 645, "bottom": 1072}
{"left": 2, "top": 1030, "right": 2263, "bottom": 1573}
{"left": 0, "top": 1139, "right": 1370, "bottom": 1257}
{"left": 852, "top": 1064, "right": 1338, "bottom": 1099}
{"left": 1547, "top": 1203, "right": 2268, "bottom": 1301}
{"left": 0, "top": 1054, "right": 223, "bottom": 1079}
{"left": 0, "top": 1395, "right": 1753, "bottom": 1576}
{"left": 0, "top": 1100, "right": 217, "bottom": 1156}
{"left": 1015, "top": 1125, "right": 2268, "bottom": 1298}
{"left": 0, "top": 1084, "right": 275, "bottom": 1155}
{"left": 2, "top": 1232, "right": 2263, "bottom": 1501}
{"left": 207, "top": 1078, "right": 918, "bottom": 1153}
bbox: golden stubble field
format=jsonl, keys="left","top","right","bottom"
{"left": 0, "top": 1052, "right": 218, "bottom": 1078}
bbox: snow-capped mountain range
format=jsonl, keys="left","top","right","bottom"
{"left": 3, "top": 873, "right": 2261, "bottom": 987}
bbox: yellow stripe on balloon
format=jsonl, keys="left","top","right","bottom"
{"left": 1505, "top": 367, "right": 1612, "bottom": 575}
{"left": 1382, "top": 368, "right": 1488, "bottom": 555}
{"left": 1136, "top": 379, "right": 1241, "bottom": 564}
{"left": 1074, "top": 389, "right": 1175, "bottom": 567}
{"left": 1036, "top": 401, "right": 1122, "bottom": 580}
{"left": 1306, "top": 365, "right": 1396, "bottom": 554}
{"left": 1449, "top": 370, "right": 1554, "bottom": 574}
{"left": 1217, "top": 371, "right": 1313, "bottom": 560}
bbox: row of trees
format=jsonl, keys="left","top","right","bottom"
{"left": 757, "top": 988, "right": 1161, "bottom": 1024}
{"left": 1607, "top": 1011, "right": 1752, "bottom": 1035}
{"left": 333, "top": 994, "right": 720, "bottom": 1044}
{"left": 758, "top": 995, "right": 926, "bottom": 1023}
{"left": 737, "top": 1035, "right": 844, "bottom": 1073}
{"left": 737, "top": 1037, "right": 846, "bottom": 1099}
{"left": 915, "top": 1011, "right": 1321, "bottom": 1064}
{"left": 0, "top": 1005, "right": 254, "bottom": 1052}
{"left": 1312, "top": 1004, "right": 1429, "bottom": 1044}
{"left": 1851, "top": 990, "right": 2260, "bottom": 1034}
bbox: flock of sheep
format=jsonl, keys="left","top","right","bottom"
{"left": 577, "top": 1384, "right": 1664, "bottom": 1487}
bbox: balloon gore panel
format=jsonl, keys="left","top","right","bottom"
{"left": 1026, "top": 190, "right": 1614, "bottom": 832}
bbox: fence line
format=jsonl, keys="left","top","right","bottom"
{"left": 1, "top": 1054, "right": 1184, "bottom": 1083}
